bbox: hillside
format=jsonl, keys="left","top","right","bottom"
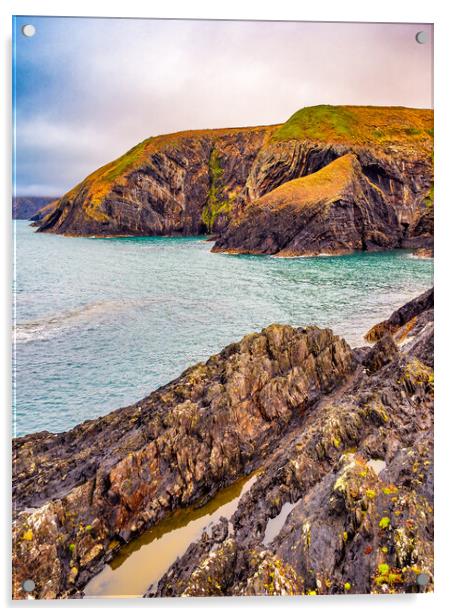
{"left": 34, "top": 105, "right": 433, "bottom": 256}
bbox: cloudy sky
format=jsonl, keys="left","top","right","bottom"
{"left": 13, "top": 17, "right": 433, "bottom": 196}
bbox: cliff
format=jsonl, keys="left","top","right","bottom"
{"left": 12, "top": 197, "right": 57, "bottom": 220}
{"left": 12, "top": 290, "right": 433, "bottom": 598}
{"left": 213, "top": 153, "right": 400, "bottom": 256}
{"left": 34, "top": 105, "right": 433, "bottom": 255}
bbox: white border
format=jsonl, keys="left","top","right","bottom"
{"left": 1, "top": 1, "right": 450, "bottom": 614}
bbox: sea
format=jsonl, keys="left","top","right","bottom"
{"left": 13, "top": 220, "right": 433, "bottom": 437}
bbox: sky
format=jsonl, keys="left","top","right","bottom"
{"left": 13, "top": 17, "right": 433, "bottom": 197}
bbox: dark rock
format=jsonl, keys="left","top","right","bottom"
{"left": 12, "top": 324, "right": 353, "bottom": 599}
{"left": 213, "top": 154, "right": 402, "bottom": 256}
{"left": 149, "top": 291, "right": 434, "bottom": 597}
{"left": 12, "top": 291, "right": 433, "bottom": 598}
{"left": 365, "top": 288, "right": 433, "bottom": 342}
{"left": 363, "top": 334, "right": 399, "bottom": 374}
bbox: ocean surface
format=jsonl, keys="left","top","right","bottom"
{"left": 13, "top": 220, "right": 433, "bottom": 437}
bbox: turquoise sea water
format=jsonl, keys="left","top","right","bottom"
{"left": 13, "top": 220, "right": 433, "bottom": 437}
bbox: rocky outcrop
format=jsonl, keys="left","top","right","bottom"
{"left": 34, "top": 106, "right": 433, "bottom": 255}
{"left": 35, "top": 127, "right": 272, "bottom": 237}
{"left": 213, "top": 154, "right": 400, "bottom": 256}
{"left": 365, "top": 288, "right": 433, "bottom": 344}
{"left": 12, "top": 290, "right": 433, "bottom": 599}
{"left": 148, "top": 290, "right": 433, "bottom": 597}
{"left": 12, "top": 197, "right": 57, "bottom": 220}
{"left": 12, "top": 325, "right": 353, "bottom": 599}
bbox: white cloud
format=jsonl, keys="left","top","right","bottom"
{"left": 15, "top": 19, "right": 433, "bottom": 195}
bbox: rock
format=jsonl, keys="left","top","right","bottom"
{"left": 12, "top": 291, "right": 433, "bottom": 598}
{"left": 34, "top": 105, "right": 433, "bottom": 257}
{"left": 365, "top": 288, "right": 433, "bottom": 342}
{"left": 213, "top": 154, "right": 400, "bottom": 256}
{"left": 413, "top": 247, "right": 433, "bottom": 259}
{"left": 363, "top": 334, "right": 399, "bottom": 374}
{"left": 150, "top": 291, "right": 433, "bottom": 597}
{"left": 12, "top": 324, "right": 354, "bottom": 599}
{"left": 35, "top": 127, "right": 271, "bottom": 237}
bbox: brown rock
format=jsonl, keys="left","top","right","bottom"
{"left": 12, "top": 324, "right": 353, "bottom": 599}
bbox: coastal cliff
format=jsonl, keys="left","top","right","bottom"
{"left": 12, "top": 197, "right": 57, "bottom": 220}
{"left": 34, "top": 105, "right": 433, "bottom": 256}
{"left": 12, "top": 290, "right": 433, "bottom": 598}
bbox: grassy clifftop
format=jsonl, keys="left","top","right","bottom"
{"left": 272, "top": 105, "right": 433, "bottom": 147}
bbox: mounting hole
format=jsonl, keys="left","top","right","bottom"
{"left": 416, "top": 573, "right": 429, "bottom": 586}
{"left": 415, "top": 31, "right": 427, "bottom": 44}
{"left": 22, "top": 24, "right": 36, "bottom": 38}
{"left": 22, "top": 579, "right": 36, "bottom": 592}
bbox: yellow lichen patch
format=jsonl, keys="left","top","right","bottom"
{"left": 379, "top": 517, "right": 391, "bottom": 530}
{"left": 374, "top": 563, "right": 403, "bottom": 588}
{"left": 382, "top": 485, "right": 398, "bottom": 495}
{"left": 401, "top": 359, "right": 434, "bottom": 394}
{"left": 22, "top": 529, "right": 33, "bottom": 541}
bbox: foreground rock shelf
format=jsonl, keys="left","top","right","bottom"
{"left": 12, "top": 290, "right": 434, "bottom": 598}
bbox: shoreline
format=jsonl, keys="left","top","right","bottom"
{"left": 12, "top": 289, "right": 434, "bottom": 598}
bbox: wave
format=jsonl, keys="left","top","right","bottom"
{"left": 13, "top": 298, "right": 152, "bottom": 344}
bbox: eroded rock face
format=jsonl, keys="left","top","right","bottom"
{"left": 36, "top": 128, "right": 271, "bottom": 237}
{"left": 213, "top": 154, "right": 402, "bottom": 256}
{"left": 12, "top": 325, "right": 353, "bottom": 599}
{"left": 149, "top": 291, "right": 434, "bottom": 597}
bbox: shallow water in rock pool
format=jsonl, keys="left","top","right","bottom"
{"left": 13, "top": 220, "right": 432, "bottom": 437}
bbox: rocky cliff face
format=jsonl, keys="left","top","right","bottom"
{"left": 35, "top": 106, "right": 433, "bottom": 255}
{"left": 36, "top": 127, "right": 272, "bottom": 236}
{"left": 213, "top": 153, "right": 401, "bottom": 256}
{"left": 12, "top": 290, "right": 433, "bottom": 598}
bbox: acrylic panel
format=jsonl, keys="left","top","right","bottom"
{"left": 12, "top": 17, "right": 434, "bottom": 599}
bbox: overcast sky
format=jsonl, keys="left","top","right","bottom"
{"left": 13, "top": 17, "right": 433, "bottom": 196}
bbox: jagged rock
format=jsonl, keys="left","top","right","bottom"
{"left": 365, "top": 288, "right": 433, "bottom": 342}
{"left": 363, "top": 334, "right": 399, "bottom": 374}
{"left": 12, "top": 291, "right": 433, "bottom": 599}
{"left": 149, "top": 291, "right": 433, "bottom": 597}
{"left": 12, "top": 324, "right": 353, "bottom": 599}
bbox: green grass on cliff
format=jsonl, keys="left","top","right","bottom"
{"left": 272, "top": 105, "right": 433, "bottom": 148}
{"left": 201, "top": 149, "right": 234, "bottom": 231}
